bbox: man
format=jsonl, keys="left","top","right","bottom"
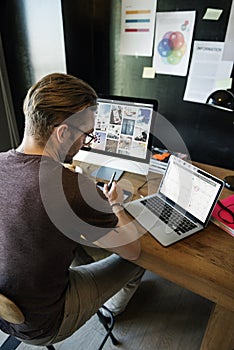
{"left": 0, "top": 73, "right": 144, "bottom": 346}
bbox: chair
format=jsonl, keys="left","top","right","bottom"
{"left": 0, "top": 293, "right": 119, "bottom": 350}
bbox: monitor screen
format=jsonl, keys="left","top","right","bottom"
{"left": 73, "top": 95, "right": 158, "bottom": 175}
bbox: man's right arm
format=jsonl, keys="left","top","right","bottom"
{"left": 94, "top": 183, "right": 142, "bottom": 261}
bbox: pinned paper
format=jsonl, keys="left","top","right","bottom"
{"left": 142, "top": 67, "right": 156, "bottom": 78}
{"left": 120, "top": 0, "right": 157, "bottom": 56}
{"left": 152, "top": 11, "right": 196, "bottom": 76}
{"left": 203, "top": 8, "right": 223, "bottom": 20}
{"left": 183, "top": 41, "right": 233, "bottom": 104}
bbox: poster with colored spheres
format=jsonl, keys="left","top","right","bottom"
{"left": 153, "top": 11, "right": 196, "bottom": 76}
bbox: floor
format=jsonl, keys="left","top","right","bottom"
{"left": 0, "top": 270, "right": 212, "bottom": 350}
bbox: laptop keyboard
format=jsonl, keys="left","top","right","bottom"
{"left": 141, "top": 196, "right": 196, "bottom": 235}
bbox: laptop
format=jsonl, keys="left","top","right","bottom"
{"left": 124, "top": 155, "right": 224, "bottom": 246}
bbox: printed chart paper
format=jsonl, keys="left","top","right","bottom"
{"left": 152, "top": 11, "right": 196, "bottom": 76}
{"left": 120, "top": 0, "right": 157, "bottom": 56}
{"left": 183, "top": 41, "right": 233, "bottom": 104}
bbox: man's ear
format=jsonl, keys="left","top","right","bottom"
{"left": 56, "top": 124, "right": 69, "bottom": 143}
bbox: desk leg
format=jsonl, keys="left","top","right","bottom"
{"left": 200, "top": 304, "right": 234, "bottom": 350}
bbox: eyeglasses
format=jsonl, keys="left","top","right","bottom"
{"left": 54, "top": 124, "right": 96, "bottom": 145}
{"left": 76, "top": 127, "right": 96, "bottom": 145}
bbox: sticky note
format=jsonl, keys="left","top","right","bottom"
{"left": 142, "top": 67, "right": 156, "bottom": 79}
{"left": 203, "top": 8, "right": 223, "bottom": 20}
{"left": 215, "top": 78, "right": 232, "bottom": 90}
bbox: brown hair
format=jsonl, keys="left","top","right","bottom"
{"left": 23, "top": 73, "right": 97, "bottom": 144}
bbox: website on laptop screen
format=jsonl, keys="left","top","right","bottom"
{"left": 159, "top": 156, "right": 222, "bottom": 223}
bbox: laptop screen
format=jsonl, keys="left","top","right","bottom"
{"left": 159, "top": 156, "right": 223, "bottom": 224}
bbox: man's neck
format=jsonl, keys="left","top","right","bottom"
{"left": 17, "top": 136, "right": 47, "bottom": 156}
{"left": 17, "top": 135, "right": 73, "bottom": 164}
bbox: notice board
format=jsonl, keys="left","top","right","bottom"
{"left": 62, "top": 0, "right": 234, "bottom": 169}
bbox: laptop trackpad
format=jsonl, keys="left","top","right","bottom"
{"left": 125, "top": 203, "right": 173, "bottom": 234}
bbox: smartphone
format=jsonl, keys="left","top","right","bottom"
{"left": 96, "top": 182, "right": 132, "bottom": 201}
{"left": 107, "top": 171, "right": 116, "bottom": 191}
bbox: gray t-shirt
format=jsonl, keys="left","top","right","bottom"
{"left": 0, "top": 150, "right": 117, "bottom": 339}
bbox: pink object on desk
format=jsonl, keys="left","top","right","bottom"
{"left": 211, "top": 194, "right": 234, "bottom": 237}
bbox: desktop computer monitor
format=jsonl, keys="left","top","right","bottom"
{"left": 73, "top": 95, "right": 158, "bottom": 176}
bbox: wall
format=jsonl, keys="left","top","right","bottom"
{"left": 0, "top": 0, "right": 233, "bottom": 168}
{"left": 0, "top": 0, "right": 66, "bottom": 139}
{"left": 0, "top": 0, "right": 33, "bottom": 138}
{"left": 0, "top": 85, "right": 15, "bottom": 151}
{"left": 0, "top": 35, "right": 20, "bottom": 151}
{"left": 62, "top": 0, "right": 234, "bottom": 169}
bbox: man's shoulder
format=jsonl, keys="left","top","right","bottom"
{"left": 0, "top": 149, "right": 13, "bottom": 159}
{"left": 0, "top": 150, "right": 17, "bottom": 170}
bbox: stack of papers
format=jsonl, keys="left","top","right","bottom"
{"left": 150, "top": 147, "right": 189, "bottom": 173}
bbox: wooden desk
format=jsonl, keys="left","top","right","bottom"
{"left": 81, "top": 161, "right": 234, "bottom": 349}
{"left": 131, "top": 163, "right": 234, "bottom": 350}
